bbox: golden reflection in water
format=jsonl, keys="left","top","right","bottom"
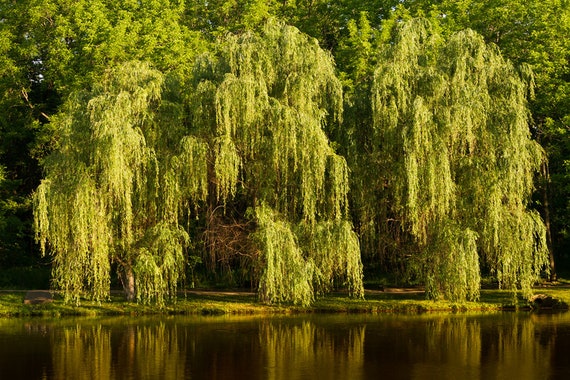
{"left": 409, "top": 315, "right": 552, "bottom": 380}
{"left": 47, "top": 318, "right": 368, "bottom": 379}
{"left": 483, "top": 314, "right": 551, "bottom": 380}
{"left": 51, "top": 325, "right": 112, "bottom": 380}
{"left": 50, "top": 321, "right": 187, "bottom": 380}
{"left": 1, "top": 312, "right": 567, "bottom": 380}
{"left": 410, "top": 317, "right": 482, "bottom": 379}
{"left": 260, "top": 320, "right": 365, "bottom": 380}
{"left": 126, "top": 323, "right": 186, "bottom": 379}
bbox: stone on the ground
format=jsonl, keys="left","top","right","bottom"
{"left": 529, "top": 293, "right": 568, "bottom": 310}
{"left": 24, "top": 290, "right": 53, "bottom": 305}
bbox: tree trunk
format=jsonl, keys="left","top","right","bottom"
{"left": 542, "top": 162, "right": 557, "bottom": 282}
{"left": 120, "top": 264, "right": 136, "bottom": 301}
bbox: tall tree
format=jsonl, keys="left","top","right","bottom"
{"left": 401, "top": 0, "right": 570, "bottom": 277}
{"left": 190, "top": 20, "right": 364, "bottom": 305}
{"left": 34, "top": 62, "right": 208, "bottom": 305}
{"left": 1, "top": 0, "right": 207, "bottom": 278}
{"left": 34, "top": 21, "right": 364, "bottom": 306}
{"left": 362, "top": 19, "right": 548, "bottom": 300}
{"left": 0, "top": 0, "right": 56, "bottom": 268}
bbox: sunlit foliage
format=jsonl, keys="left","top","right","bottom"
{"left": 34, "top": 21, "right": 364, "bottom": 306}
{"left": 34, "top": 62, "right": 208, "bottom": 305}
{"left": 191, "top": 21, "right": 363, "bottom": 305}
{"left": 369, "top": 19, "right": 548, "bottom": 300}
{"left": 21, "top": 0, "right": 555, "bottom": 305}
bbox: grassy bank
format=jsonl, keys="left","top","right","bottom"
{"left": 1, "top": 285, "right": 570, "bottom": 317}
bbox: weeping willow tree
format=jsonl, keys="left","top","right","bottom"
{"left": 33, "top": 21, "right": 362, "bottom": 306}
{"left": 191, "top": 20, "right": 363, "bottom": 305}
{"left": 368, "top": 19, "right": 548, "bottom": 300}
{"left": 34, "top": 61, "right": 209, "bottom": 305}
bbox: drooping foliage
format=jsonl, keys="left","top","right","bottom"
{"left": 0, "top": 0, "right": 208, "bottom": 282}
{"left": 367, "top": 19, "right": 548, "bottom": 300}
{"left": 191, "top": 21, "right": 363, "bottom": 305}
{"left": 33, "top": 21, "right": 364, "bottom": 306}
{"left": 7, "top": 0, "right": 561, "bottom": 304}
{"left": 395, "top": 0, "right": 570, "bottom": 276}
{"left": 34, "top": 61, "right": 209, "bottom": 305}
{"left": 253, "top": 205, "right": 315, "bottom": 305}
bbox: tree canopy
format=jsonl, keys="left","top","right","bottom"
{"left": 353, "top": 19, "right": 549, "bottom": 300}
{"left": 34, "top": 21, "right": 364, "bottom": 306}
{"left": 1, "top": 0, "right": 565, "bottom": 304}
{"left": 34, "top": 62, "right": 199, "bottom": 305}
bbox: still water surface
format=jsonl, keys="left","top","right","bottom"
{"left": 1, "top": 312, "right": 569, "bottom": 379}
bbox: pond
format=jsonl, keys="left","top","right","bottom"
{"left": 1, "top": 311, "right": 569, "bottom": 379}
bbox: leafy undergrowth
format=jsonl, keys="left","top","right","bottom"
{"left": 1, "top": 286, "right": 569, "bottom": 317}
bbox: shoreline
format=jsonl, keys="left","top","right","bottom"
{"left": 1, "top": 286, "right": 569, "bottom": 318}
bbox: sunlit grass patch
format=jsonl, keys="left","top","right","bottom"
{"left": 2, "top": 286, "right": 570, "bottom": 317}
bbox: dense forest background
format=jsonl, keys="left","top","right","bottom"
{"left": 0, "top": 0, "right": 568, "bottom": 304}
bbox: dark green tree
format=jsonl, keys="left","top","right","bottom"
{"left": 0, "top": 0, "right": 58, "bottom": 271}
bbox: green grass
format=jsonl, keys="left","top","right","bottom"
{"left": 1, "top": 285, "right": 569, "bottom": 317}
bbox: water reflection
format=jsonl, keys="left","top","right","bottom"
{"left": 260, "top": 320, "right": 365, "bottom": 380}
{"left": 1, "top": 312, "right": 569, "bottom": 380}
{"left": 479, "top": 314, "right": 551, "bottom": 380}
{"left": 409, "top": 317, "right": 482, "bottom": 379}
{"left": 51, "top": 325, "right": 112, "bottom": 380}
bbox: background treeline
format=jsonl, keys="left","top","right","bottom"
{"left": 0, "top": 0, "right": 568, "bottom": 304}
